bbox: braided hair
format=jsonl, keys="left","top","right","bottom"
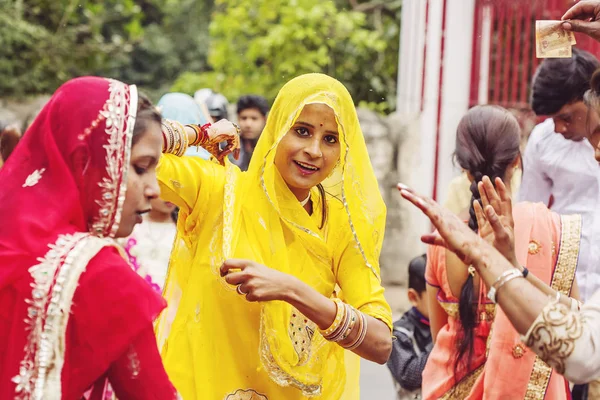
{"left": 452, "top": 105, "right": 521, "bottom": 376}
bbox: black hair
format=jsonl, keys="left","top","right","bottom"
{"left": 531, "top": 48, "right": 600, "bottom": 115}
{"left": 132, "top": 92, "right": 162, "bottom": 145}
{"left": 408, "top": 254, "right": 427, "bottom": 293}
{"left": 237, "top": 95, "right": 270, "bottom": 116}
{"left": 453, "top": 105, "right": 521, "bottom": 377}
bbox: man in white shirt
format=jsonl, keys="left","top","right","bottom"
{"left": 520, "top": 48, "right": 600, "bottom": 302}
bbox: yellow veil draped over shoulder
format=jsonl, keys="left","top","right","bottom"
{"left": 156, "top": 74, "right": 388, "bottom": 398}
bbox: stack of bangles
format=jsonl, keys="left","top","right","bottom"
{"left": 487, "top": 266, "right": 582, "bottom": 310}
{"left": 319, "top": 298, "right": 368, "bottom": 350}
{"left": 161, "top": 119, "right": 211, "bottom": 156}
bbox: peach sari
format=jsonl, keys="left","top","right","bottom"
{"left": 424, "top": 202, "right": 580, "bottom": 399}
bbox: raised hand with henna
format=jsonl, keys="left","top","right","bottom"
{"left": 192, "top": 119, "right": 241, "bottom": 164}
{"left": 473, "top": 176, "right": 518, "bottom": 267}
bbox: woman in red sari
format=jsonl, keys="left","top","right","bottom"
{"left": 0, "top": 77, "right": 178, "bottom": 399}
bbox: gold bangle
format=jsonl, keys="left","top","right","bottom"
{"left": 328, "top": 303, "right": 352, "bottom": 342}
{"left": 343, "top": 311, "right": 368, "bottom": 350}
{"left": 185, "top": 124, "right": 201, "bottom": 146}
{"left": 172, "top": 120, "right": 188, "bottom": 156}
{"left": 163, "top": 119, "right": 189, "bottom": 156}
{"left": 340, "top": 306, "right": 358, "bottom": 342}
{"left": 320, "top": 298, "right": 345, "bottom": 338}
{"left": 161, "top": 121, "right": 175, "bottom": 153}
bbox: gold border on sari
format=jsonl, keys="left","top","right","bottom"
{"left": 524, "top": 214, "right": 581, "bottom": 400}
{"left": 439, "top": 364, "right": 485, "bottom": 400}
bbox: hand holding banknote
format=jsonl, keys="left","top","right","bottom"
{"left": 562, "top": 0, "right": 600, "bottom": 42}
{"left": 536, "top": 20, "right": 576, "bottom": 58}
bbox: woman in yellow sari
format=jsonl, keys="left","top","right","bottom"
{"left": 155, "top": 74, "right": 393, "bottom": 399}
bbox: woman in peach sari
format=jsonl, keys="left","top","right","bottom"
{"left": 424, "top": 106, "right": 577, "bottom": 399}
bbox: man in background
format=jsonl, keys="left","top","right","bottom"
{"left": 520, "top": 48, "right": 600, "bottom": 305}
{"left": 232, "top": 95, "right": 269, "bottom": 171}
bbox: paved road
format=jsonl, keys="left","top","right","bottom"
{"left": 358, "top": 284, "right": 407, "bottom": 399}
{"left": 359, "top": 355, "right": 397, "bottom": 399}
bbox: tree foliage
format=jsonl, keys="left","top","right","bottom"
{"left": 0, "top": 0, "right": 213, "bottom": 98}
{"left": 171, "top": 0, "right": 401, "bottom": 112}
{"left": 1, "top": 0, "right": 400, "bottom": 112}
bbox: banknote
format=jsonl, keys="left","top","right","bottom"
{"left": 536, "top": 20, "right": 576, "bottom": 58}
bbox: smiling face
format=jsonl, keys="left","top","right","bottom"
{"left": 273, "top": 103, "right": 341, "bottom": 200}
{"left": 115, "top": 120, "right": 162, "bottom": 238}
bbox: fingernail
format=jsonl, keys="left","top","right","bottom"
{"left": 397, "top": 183, "right": 410, "bottom": 190}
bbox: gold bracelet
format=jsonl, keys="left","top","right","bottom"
{"left": 185, "top": 124, "right": 201, "bottom": 146}
{"left": 320, "top": 298, "right": 346, "bottom": 338}
{"left": 329, "top": 303, "right": 352, "bottom": 342}
{"left": 343, "top": 311, "right": 368, "bottom": 350}
{"left": 172, "top": 120, "right": 188, "bottom": 156}
{"left": 162, "top": 119, "right": 189, "bottom": 156}
{"left": 340, "top": 306, "right": 358, "bottom": 342}
{"left": 161, "top": 121, "right": 175, "bottom": 153}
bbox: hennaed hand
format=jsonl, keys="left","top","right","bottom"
{"left": 397, "top": 183, "right": 485, "bottom": 266}
{"left": 203, "top": 119, "right": 241, "bottom": 163}
{"left": 473, "top": 176, "right": 518, "bottom": 266}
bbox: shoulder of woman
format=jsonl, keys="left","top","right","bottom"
{"left": 76, "top": 244, "right": 165, "bottom": 308}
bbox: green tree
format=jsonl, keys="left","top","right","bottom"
{"left": 171, "top": 0, "right": 400, "bottom": 112}
{"left": 0, "top": 0, "right": 214, "bottom": 99}
{"left": 0, "top": 0, "right": 145, "bottom": 96}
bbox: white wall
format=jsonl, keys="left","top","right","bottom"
{"left": 436, "top": 0, "right": 476, "bottom": 204}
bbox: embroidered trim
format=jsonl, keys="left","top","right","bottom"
{"left": 90, "top": 80, "right": 136, "bottom": 238}
{"left": 289, "top": 309, "right": 315, "bottom": 366}
{"left": 439, "top": 364, "right": 484, "bottom": 400}
{"left": 259, "top": 308, "right": 324, "bottom": 397}
{"left": 525, "top": 303, "right": 583, "bottom": 376}
{"left": 14, "top": 234, "right": 115, "bottom": 399}
{"left": 13, "top": 233, "right": 87, "bottom": 398}
{"left": 437, "top": 299, "right": 496, "bottom": 321}
{"left": 524, "top": 214, "right": 581, "bottom": 399}
{"left": 23, "top": 168, "right": 46, "bottom": 188}
{"left": 222, "top": 163, "right": 237, "bottom": 260}
{"left": 225, "top": 389, "right": 268, "bottom": 400}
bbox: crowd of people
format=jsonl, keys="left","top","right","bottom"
{"left": 4, "top": 1, "right": 600, "bottom": 399}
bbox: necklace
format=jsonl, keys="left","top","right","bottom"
{"left": 300, "top": 193, "right": 311, "bottom": 207}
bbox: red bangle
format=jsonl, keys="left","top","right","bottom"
{"left": 198, "top": 123, "right": 211, "bottom": 145}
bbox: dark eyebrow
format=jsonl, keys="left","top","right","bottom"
{"left": 295, "top": 120, "right": 339, "bottom": 136}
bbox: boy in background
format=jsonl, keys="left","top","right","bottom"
{"left": 386, "top": 254, "right": 432, "bottom": 400}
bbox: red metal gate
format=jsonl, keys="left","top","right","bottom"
{"left": 470, "top": 0, "right": 600, "bottom": 110}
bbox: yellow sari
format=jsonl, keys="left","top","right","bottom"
{"left": 155, "top": 74, "right": 392, "bottom": 399}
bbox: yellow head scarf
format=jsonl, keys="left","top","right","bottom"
{"left": 158, "top": 73, "right": 387, "bottom": 397}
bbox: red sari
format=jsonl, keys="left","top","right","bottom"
{"left": 0, "top": 77, "right": 176, "bottom": 399}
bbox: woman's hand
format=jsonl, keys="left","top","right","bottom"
{"left": 198, "top": 119, "right": 241, "bottom": 162}
{"left": 397, "top": 183, "right": 486, "bottom": 265}
{"left": 220, "top": 259, "right": 298, "bottom": 302}
{"left": 562, "top": 0, "right": 600, "bottom": 42}
{"left": 473, "top": 176, "right": 518, "bottom": 267}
